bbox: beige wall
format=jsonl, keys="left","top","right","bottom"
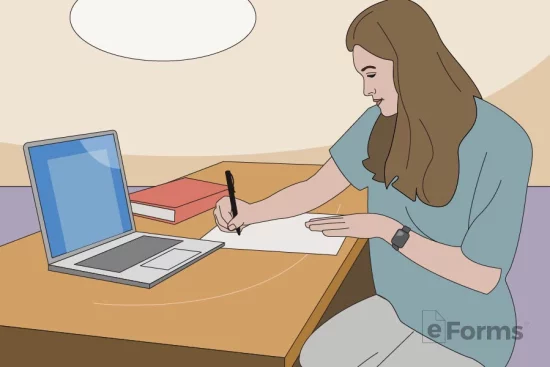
{"left": 487, "top": 58, "right": 549, "bottom": 186}
{"left": 1, "top": 0, "right": 549, "bottom": 186}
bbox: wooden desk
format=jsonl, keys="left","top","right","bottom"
{"left": 0, "top": 162, "right": 374, "bottom": 367}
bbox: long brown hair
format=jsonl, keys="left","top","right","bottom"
{"left": 346, "top": 0, "right": 481, "bottom": 207}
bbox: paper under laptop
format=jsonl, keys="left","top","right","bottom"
{"left": 202, "top": 213, "right": 345, "bottom": 255}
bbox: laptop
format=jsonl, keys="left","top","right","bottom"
{"left": 24, "top": 130, "right": 224, "bottom": 288}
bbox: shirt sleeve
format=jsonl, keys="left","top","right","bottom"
{"left": 329, "top": 106, "right": 380, "bottom": 190}
{"left": 461, "top": 134, "right": 533, "bottom": 272}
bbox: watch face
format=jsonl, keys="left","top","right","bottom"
{"left": 392, "top": 229, "right": 410, "bottom": 248}
{"left": 395, "top": 230, "right": 407, "bottom": 239}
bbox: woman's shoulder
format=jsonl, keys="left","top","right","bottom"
{"left": 341, "top": 105, "right": 381, "bottom": 136}
{"left": 364, "top": 104, "right": 382, "bottom": 118}
{"left": 469, "top": 97, "right": 533, "bottom": 157}
{"left": 356, "top": 105, "right": 382, "bottom": 126}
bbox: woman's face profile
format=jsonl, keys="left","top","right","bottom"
{"left": 353, "top": 45, "right": 398, "bottom": 116}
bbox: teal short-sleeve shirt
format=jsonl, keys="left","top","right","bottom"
{"left": 329, "top": 106, "right": 380, "bottom": 190}
{"left": 330, "top": 98, "right": 532, "bottom": 367}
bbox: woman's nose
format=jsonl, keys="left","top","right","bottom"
{"left": 364, "top": 86, "right": 376, "bottom": 96}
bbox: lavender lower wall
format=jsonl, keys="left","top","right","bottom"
{"left": 506, "top": 187, "right": 549, "bottom": 367}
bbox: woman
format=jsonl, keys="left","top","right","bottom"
{"left": 214, "top": 0, "right": 532, "bottom": 366}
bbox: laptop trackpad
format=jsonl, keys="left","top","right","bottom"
{"left": 141, "top": 249, "right": 200, "bottom": 271}
{"left": 76, "top": 236, "right": 182, "bottom": 273}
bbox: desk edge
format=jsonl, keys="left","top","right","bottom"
{"left": 284, "top": 238, "right": 368, "bottom": 367}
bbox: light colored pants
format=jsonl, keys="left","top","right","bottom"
{"left": 300, "top": 295, "right": 483, "bottom": 367}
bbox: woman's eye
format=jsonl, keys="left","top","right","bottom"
{"left": 367, "top": 73, "right": 376, "bottom": 78}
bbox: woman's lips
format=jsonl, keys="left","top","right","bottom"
{"left": 373, "top": 99, "right": 383, "bottom": 105}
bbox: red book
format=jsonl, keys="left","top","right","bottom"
{"left": 129, "top": 178, "right": 228, "bottom": 224}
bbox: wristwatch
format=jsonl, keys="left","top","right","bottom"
{"left": 391, "top": 225, "right": 411, "bottom": 251}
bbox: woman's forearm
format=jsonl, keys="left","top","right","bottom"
{"left": 379, "top": 223, "right": 501, "bottom": 294}
{"left": 246, "top": 159, "right": 350, "bottom": 225}
{"left": 249, "top": 179, "right": 327, "bottom": 224}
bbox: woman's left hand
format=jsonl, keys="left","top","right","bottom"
{"left": 305, "top": 213, "right": 401, "bottom": 240}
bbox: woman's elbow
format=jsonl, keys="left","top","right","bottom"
{"left": 475, "top": 266, "right": 501, "bottom": 294}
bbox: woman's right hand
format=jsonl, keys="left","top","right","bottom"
{"left": 214, "top": 196, "right": 255, "bottom": 233}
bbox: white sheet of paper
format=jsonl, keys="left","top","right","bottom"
{"left": 202, "top": 213, "right": 346, "bottom": 255}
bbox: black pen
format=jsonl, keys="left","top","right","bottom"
{"left": 225, "top": 170, "right": 241, "bottom": 235}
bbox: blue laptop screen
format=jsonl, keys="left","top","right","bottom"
{"left": 28, "top": 134, "right": 133, "bottom": 258}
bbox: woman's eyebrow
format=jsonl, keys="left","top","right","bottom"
{"left": 361, "top": 65, "right": 376, "bottom": 72}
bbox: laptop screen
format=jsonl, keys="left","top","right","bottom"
{"left": 28, "top": 134, "right": 133, "bottom": 258}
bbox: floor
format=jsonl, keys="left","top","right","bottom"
{"left": 0, "top": 186, "right": 547, "bottom": 366}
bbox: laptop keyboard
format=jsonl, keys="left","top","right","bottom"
{"left": 75, "top": 236, "right": 182, "bottom": 273}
